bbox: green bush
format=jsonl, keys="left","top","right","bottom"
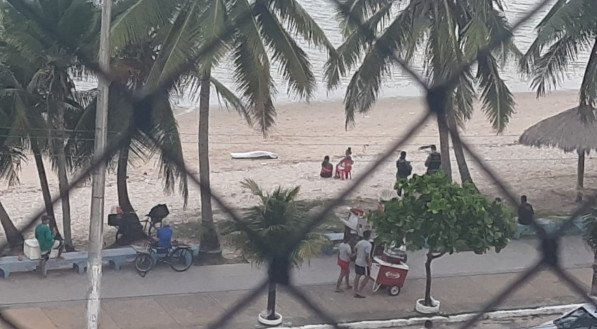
{"left": 370, "top": 173, "right": 515, "bottom": 306}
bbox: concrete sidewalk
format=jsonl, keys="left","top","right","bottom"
{"left": 0, "top": 236, "right": 592, "bottom": 305}
{"left": 1, "top": 267, "right": 592, "bottom": 329}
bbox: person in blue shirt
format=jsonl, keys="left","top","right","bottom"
{"left": 156, "top": 223, "right": 173, "bottom": 249}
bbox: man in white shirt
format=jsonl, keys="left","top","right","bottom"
{"left": 353, "top": 230, "right": 372, "bottom": 298}
{"left": 336, "top": 236, "right": 354, "bottom": 292}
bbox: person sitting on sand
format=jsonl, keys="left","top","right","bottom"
{"left": 335, "top": 148, "right": 354, "bottom": 178}
{"left": 321, "top": 156, "right": 333, "bottom": 178}
{"left": 517, "top": 195, "right": 534, "bottom": 226}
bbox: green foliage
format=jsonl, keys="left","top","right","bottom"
{"left": 326, "top": 0, "right": 519, "bottom": 132}
{"left": 522, "top": 0, "right": 597, "bottom": 113}
{"left": 222, "top": 179, "right": 327, "bottom": 267}
{"left": 370, "top": 173, "right": 516, "bottom": 255}
{"left": 582, "top": 210, "right": 597, "bottom": 251}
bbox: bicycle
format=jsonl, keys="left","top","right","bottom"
{"left": 133, "top": 241, "right": 193, "bottom": 276}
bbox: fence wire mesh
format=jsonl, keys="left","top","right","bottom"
{"left": 0, "top": 0, "right": 595, "bottom": 328}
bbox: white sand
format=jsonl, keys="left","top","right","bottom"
{"left": 0, "top": 90, "right": 591, "bottom": 247}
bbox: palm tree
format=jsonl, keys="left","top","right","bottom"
{"left": 521, "top": 0, "right": 597, "bottom": 201}
{"left": 0, "top": 0, "right": 101, "bottom": 250}
{"left": 109, "top": 0, "right": 335, "bottom": 257}
{"left": 0, "top": 140, "right": 25, "bottom": 248}
{"left": 325, "top": 0, "right": 519, "bottom": 183}
{"left": 223, "top": 179, "right": 326, "bottom": 323}
{"left": 0, "top": 47, "right": 67, "bottom": 239}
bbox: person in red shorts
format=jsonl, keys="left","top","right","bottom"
{"left": 335, "top": 236, "right": 354, "bottom": 292}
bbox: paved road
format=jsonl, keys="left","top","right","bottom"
{"left": 0, "top": 236, "right": 592, "bottom": 305}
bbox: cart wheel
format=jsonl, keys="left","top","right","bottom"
{"left": 372, "top": 282, "right": 382, "bottom": 292}
{"left": 388, "top": 285, "right": 401, "bottom": 296}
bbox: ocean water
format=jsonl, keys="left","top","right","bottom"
{"left": 76, "top": 0, "right": 588, "bottom": 107}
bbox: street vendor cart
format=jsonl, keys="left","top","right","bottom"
{"left": 370, "top": 246, "right": 409, "bottom": 296}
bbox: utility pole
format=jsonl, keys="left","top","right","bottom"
{"left": 86, "top": 0, "right": 112, "bottom": 328}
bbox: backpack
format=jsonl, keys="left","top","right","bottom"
{"left": 148, "top": 204, "right": 169, "bottom": 224}
{"left": 397, "top": 160, "right": 412, "bottom": 177}
{"left": 427, "top": 153, "right": 441, "bottom": 170}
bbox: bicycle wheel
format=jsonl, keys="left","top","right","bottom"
{"left": 169, "top": 248, "right": 192, "bottom": 272}
{"left": 135, "top": 253, "right": 154, "bottom": 272}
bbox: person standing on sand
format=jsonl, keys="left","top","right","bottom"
{"left": 395, "top": 151, "right": 412, "bottom": 196}
{"left": 423, "top": 145, "right": 441, "bottom": 174}
{"left": 353, "top": 230, "right": 372, "bottom": 298}
{"left": 335, "top": 236, "right": 354, "bottom": 292}
{"left": 517, "top": 195, "right": 534, "bottom": 225}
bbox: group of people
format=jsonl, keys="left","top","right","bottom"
{"left": 321, "top": 147, "right": 354, "bottom": 179}
{"left": 335, "top": 230, "right": 373, "bottom": 298}
{"left": 395, "top": 145, "right": 442, "bottom": 180}
{"left": 33, "top": 211, "right": 175, "bottom": 278}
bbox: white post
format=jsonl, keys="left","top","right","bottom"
{"left": 86, "top": 0, "right": 112, "bottom": 328}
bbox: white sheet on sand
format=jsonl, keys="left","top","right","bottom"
{"left": 230, "top": 151, "right": 278, "bottom": 159}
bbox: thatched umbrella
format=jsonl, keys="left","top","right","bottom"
{"left": 519, "top": 107, "right": 597, "bottom": 201}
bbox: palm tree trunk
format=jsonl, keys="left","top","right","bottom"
{"left": 437, "top": 114, "right": 452, "bottom": 179}
{"left": 31, "top": 139, "right": 61, "bottom": 238}
{"left": 591, "top": 249, "right": 597, "bottom": 296}
{"left": 0, "top": 201, "right": 23, "bottom": 248}
{"left": 117, "top": 145, "right": 134, "bottom": 213}
{"left": 55, "top": 108, "right": 73, "bottom": 250}
{"left": 198, "top": 70, "right": 221, "bottom": 257}
{"left": 577, "top": 151, "right": 585, "bottom": 202}
{"left": 449, "top": 117, "right": 473, "bottom": 185}
{"left": 267, "top": 282, "right": 277, "bottom": 320}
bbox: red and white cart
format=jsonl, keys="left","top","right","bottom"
{"left": 370, "top": 248, "right": 409, "bottom": 296}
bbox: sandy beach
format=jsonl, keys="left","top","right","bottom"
{"left": 0, "top": 90, "right": 592, "bottom": 247}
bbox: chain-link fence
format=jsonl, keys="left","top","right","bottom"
{"left": 1, "top": 0, "right": 595, "bottom": 328}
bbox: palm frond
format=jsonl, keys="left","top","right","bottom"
{"left": 226, "top": 180, "right": 323, "bottom": 266}
{"left": 520, "top": 0, "right": 592, "bottom": 74}
{"left": 241, "top": 178, "right": 264, "bottom": 198}
{"left": 324, "top": 0, "right": 394, "bottom": 90}
{"left": 110, "top": 0, "right": 179, "bottom": 54}
{"left": 255, "top": 3, "right": 314, "bottom": 100}
{"left": 530, "top": 30, "right": 592, "bottom": 97}
{"left": 335, "top": 0, "right": 392, "bottom": 37}
{"left": 210, "top": 76, "right": 251, "bottom": 125}
{"left": 266, "top": 0, "right": 335, "bottom": 52}
{"left": 451, "top": 69, "right": 475, "bottom": 128}
{"left": 578, "top": 39, "right": 597, "bottom": 118}
{"left": 144, "top": 0, "right": 204, "bottom": 93}
{"left": 0, "top": 145, "right": 25, "bottom": 186}
{"left": 232, "top": 40, "right": 276, "bottom": 135}
{"left": 476, "top": 53, "right": 515, "bottom": 133}
{"left": 144, "top": 92, "right": 189, "bottom": 207}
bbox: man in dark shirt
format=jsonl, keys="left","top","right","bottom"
{"left": 517, "top": 195, "right": 534, "bottom": 225}
{"left": 395, "top": 151, "right": 412, "bottom": 196}
{"left": 396, "top": 151, "right": 412, "bottom": 180}
{"left": 424, "top": 145, "right": 441, "bottom": 174}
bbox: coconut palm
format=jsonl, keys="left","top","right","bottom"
{"left": 223, "top": 179, "right": 326, "bottom": 322}
{"left": 109, "top": 0, "right": 335, "bottom": 256}
{"left": 0, "top": 137, "right": 25, "bottom": 248}
{"left": 522, "top": 0, "right": 597, "bottom": 117}
{"left": 0, "top": 0, "right": 101, "bottom": 250}
{"left": 325, "top": 0, "right": 519, "bottom": 183}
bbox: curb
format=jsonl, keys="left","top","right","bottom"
{"left": 279, "top": 303, "right": 584, "bottom": 328}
